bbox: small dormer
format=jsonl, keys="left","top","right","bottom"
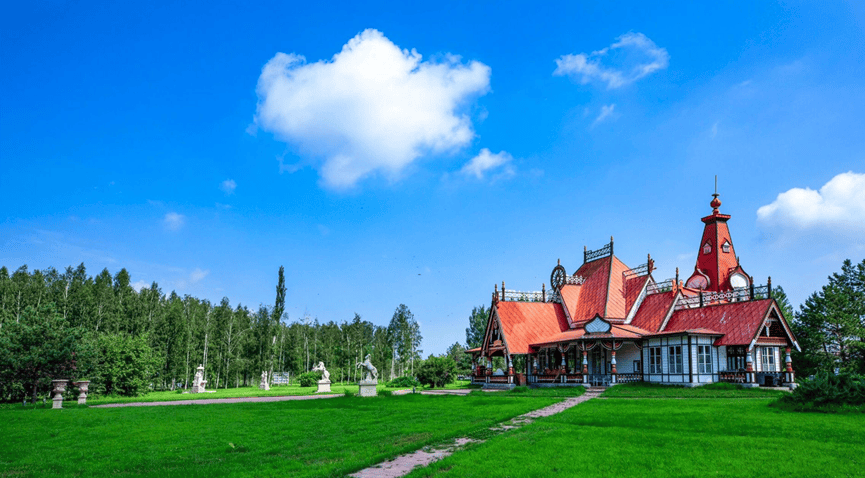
{"left": 722, "top": 240, "right": 732, "bottom": 253}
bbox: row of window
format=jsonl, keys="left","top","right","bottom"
{"left": 648, "top": 345, "right": 713, "bottom": 374}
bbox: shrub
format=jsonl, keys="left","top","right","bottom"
{"left": 511, "top": 385, "right": 529, "bottom": 393}
{"left": 298, "top": 371, "right": 322, "bottom": 387}
{"left": 379, "top": 390, "right": 392, "bottom": 397}
{"left": 416, "top": 356, "right": 457, "bottom": 388}
{"left": 343, "top": 389, "right": 354, "bottom": 398}
{"left": 386, "top": 376, "right": 420, "bottom": 388}
{"left": 777, "top": 372, "right": 865, "bottom": 412}
{"left": 85, "top": 333, "right": 161, "bottom": 397}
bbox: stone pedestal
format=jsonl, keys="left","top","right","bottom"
{"left": 73, "top": 380, "right": 90, "bottom": 405}
{"left": 52, "top": 380, "right": 68, "bottom": 409}
{"left": 316, "top": 380, "right": 331, "bottom": 393}
{"left": 358, "top": 379, "right": 377, "bottom": 397}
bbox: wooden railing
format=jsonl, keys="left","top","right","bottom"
{"left": 719, "top": 371, "right": 747, "bottom": 384}
{"left": 615, "top": 373, "right": 642, "bottom": 383}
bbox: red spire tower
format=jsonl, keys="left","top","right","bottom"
{"left": 685, "top": 179, "right": 749, "bottom": 292}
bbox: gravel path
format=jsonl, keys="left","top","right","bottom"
{"left": 91, "top": 394, "right": 342, "bottom": 408}
{"left": 349, "top": 389, "right": 602, "bottom": 478}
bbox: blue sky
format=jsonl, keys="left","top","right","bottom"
{"left": 2, "top": 1, "right": 864, "bottom": 354}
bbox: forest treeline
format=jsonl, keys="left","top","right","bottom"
{"left": 0, "top": 264, "right": 422, "bottom": 401}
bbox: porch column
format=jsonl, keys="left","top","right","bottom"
{"left": 507, "top": 355, "right": 514, "bottom": 384}
{"left": 611, "top": 350, "right": 617, "bottom": 384}
{"left": 785, "top": 347, "right": 796, "bottom": 388}
{"left": 582, "top": 351, "right": 588, "bottom": 384}
{"left": 745, "top": 349, "right": 756, "bottom": 386}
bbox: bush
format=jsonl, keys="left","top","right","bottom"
{"left": 511, "top": 385, "right": 529, "bottom": 393}
{"left": 416, "top": 356, "right": 457, "bottom": 388}
{"left": 298, "top": 371, "right": 322, "bottom": 387}
{"left": 777, "top": 372, "right": 865, "bottom": 412}
{"left": 379, "top": 390, "right": 392, "bottom": 397}
{"left": 343, "top": 389, "right": 354, "bottom": 398}
{"left": 84, "top": 333, "right": 161, "bottom": 397}
{"left": 386, "top": 376, "right": 420, "bottom": 388}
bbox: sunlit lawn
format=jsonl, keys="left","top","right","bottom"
{"left": 0, "top": 393, "right": 559, "bottom": 477}
{"left": 409, "top": 397, "right": 865, "bottom": 477}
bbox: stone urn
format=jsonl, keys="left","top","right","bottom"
{"left": 52, "top": 379, "right": 69, "bottom": 409}
{"left": 73, "top": 380, "right": 90, "bottom": 405}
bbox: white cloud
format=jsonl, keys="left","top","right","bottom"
{"left": 554, "top": 32, "right": 669, "bottom": 89}
{"left": 253, "top": 29, "right": 491, "bottom": 189}
{"left": 164, "top": 212, "right": 185, "bottom": 231}
{"left": 592, "top": 104, "right": 616, "bottom": 126}
{"left": 757, "top": 171, "right": 865, "bottom": 235}
{"left": 220, "top": 179, "right": 237, "bottom": 195}
{"left": 460, "top": 148, "right": 514, "bottom": 180}
{"left": 131, "top": 280, "right": 149, "bottom": 292}
{"left": 190, "top": 268, "right": 209, "bottom": 284}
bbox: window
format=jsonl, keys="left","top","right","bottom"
{"left": 633, "top": 360, "right": 641, "bottom": 372}
{"left": 698, "top": 345, "right": 713, "bottom": 374}
{"left": 669, "top": 346, "right": 683, "bottom": 374}
{"left": 703, "top": 242, "right": 712, "bottom": 254}
{"left": 649, "top": 347, "right": 662, "bottom": 374}
{"left": 722, "top": 241, "right": 731, "bottom": 253}
{"left": 761, "top": 347, "right": 776, "bottom": 372}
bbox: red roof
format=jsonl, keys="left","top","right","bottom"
{"left": 629, "top": 291, "right": 676, "bottom": 332}
{"left": 494, "top": 301, "right": 569, "bottom": 354}
{"left": 530, "top": 323, "right": 650, "bottom": 347}
{"left": 663, "top": 299, "right": 773, "bottom": 346}
{"left": 624, "top": 275, "right": 650, "bottom": 314}
{"left": 564, "top": 255, "right": 632, "bottom": 322}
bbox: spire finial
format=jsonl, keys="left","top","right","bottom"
{"left": 710, "top": 175, "right": 722, "bottom": 214}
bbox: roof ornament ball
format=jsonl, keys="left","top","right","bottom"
{"left": 711, "top": 175, "right": 722, "bottom": 214}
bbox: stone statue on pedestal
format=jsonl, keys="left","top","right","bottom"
{"left": 312, "top": 362, "right": 331, "bottom": 393}
{"left": 356, "top": 354, "right": 378, "bottom": 397}
{"left": 259, "top": 370, "right": 270, "bottom": 391}
{"left": 191, "top": 365, "right": 207, "bottom": 393}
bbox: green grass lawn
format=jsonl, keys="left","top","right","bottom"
{"left": 602, "top": 381, "right": 788, "bottom": 398}
{"left": 34, "top": 380, "right": 475, "bottom": 407}
{"left": 408, "top": 397, "right": 865, "bottom": 477}
{"left": 73, "top": 383, "right": 401, "bottom": 405}
{"left": 0, "top": 393, "right": 559, "bottom": 477}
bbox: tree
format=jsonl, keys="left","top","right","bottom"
{"left": 465, "top": 305, "right": 488, "bottom": 349}
{"left": 0, "top": 303, "right": 84, "bottom": 402}
{"left": 445, "top": 342, "right": 472, "bottom": 374}
{"left": 388, "top": 304, "right": 422, "bottom": 378}
{"left": 416, "top": 355, "right": 457, "bottom": 388}
{"left": 791, "top": 259, "right": 865, "bottom": 376}
{"left": 86, "top": 333, "right": 161, "bottom": 396}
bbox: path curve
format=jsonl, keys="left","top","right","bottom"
{"left": 349, "top": 389, "right": 602, "bottom": 478}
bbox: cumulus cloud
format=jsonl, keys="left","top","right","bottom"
{"left": 757, "top": 171, "right": 865, "bottom": 235}
{"left": 190, "top": 268, "right": 210, "bottom": 284}
{"left": 220, "top": 179, "right": 237, "bottom": 195}
{"left": 592, "top": 104, "right": 616, "bottom": 126}
{"left": 164, "top": 212, "right": 185, "bottom": 231}
{"left": 253, "top": 29, "right": 491, "bottom": 189}
{"left": 460, "top": 148, "right": 514, "bottom": 180}
{"left": 554, "top": 32, "right": 669, "bottom": 89}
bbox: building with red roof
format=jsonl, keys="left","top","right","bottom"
{"left": 469, "top": 192, "right": 800, "bottom": 389}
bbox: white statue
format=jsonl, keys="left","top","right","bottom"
{"left": 191, "top": 364, "right": 206, "bottom": 393}
{"left": 259, "top": 370, "right": 270, "bottom": 391}
{"left": 356, "top": 354, "right": 378, "bottom": 382}
{"left": 311, "top": 362, "right": 330, "bottom": 382}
